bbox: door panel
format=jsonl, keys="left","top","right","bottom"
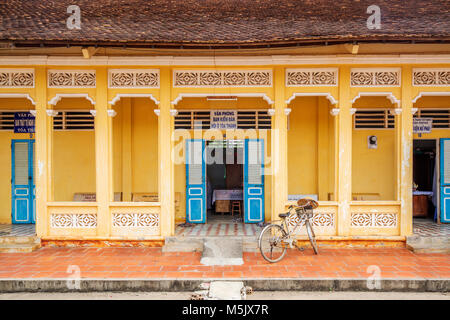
{"left": 186, "top": 139, "right": 206, "bottom": 223}
{"left": 12, "top": 140, "right": 35, "bottom": 224}
{"left": 244, "top": 139, "right": 264, "bottom": 223}
{"left": 440, "top": 138, "right": 450, "bottom": 223}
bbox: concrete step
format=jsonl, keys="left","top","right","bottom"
{"left": 163, "top": 236, "right": 259, "bottom": 253}
{"left": 200, "top": 238, "right": 243, "bottom": 266}
{"left": 406, "top": 235, "right": 450, "bottom": 253}
{"left": 0, "top": 236, "right": 38, "bottom": 245}
{"left": 0, "top": 236, "right": 40, "bottom": 253}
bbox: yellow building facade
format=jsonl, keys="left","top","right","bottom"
{"left": 0, "top": 51, "right": 449, "bottom": 245}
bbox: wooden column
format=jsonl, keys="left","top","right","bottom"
{"left": 95, "top": 67, "right": 112, "bottom": 237}
{"left": 35, "top": 66, "right": 52, "bottom": 237}
{"left": 271, "top": 66, "right": 288, "bottom": 221}
{"left": 336, "top": 66, "right": 352, "bottom": 236}
{"left": 159, "top": 67, "right": 175, "bottom": 236}
{"left": 400, "top": 66, "right": 413, "bottom": 236}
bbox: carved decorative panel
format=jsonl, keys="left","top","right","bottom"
{"left": 108, "top": 69, "right": 159, "bottom": 88}
{"left": 112, "top": 213, "right": 159, "bottom": 227}
{"left": 0, "top": 69, "right": 34, "bottom": 87}
{"left": 48, "top": 70, "right": 96, "bottom": 88}
{"left": 50, "top": 213, "right": 97, "bottom": 228}
{"left": 413, "top": 69, "right": 450, "bottom": 86}
{"left": 173, "top": 70, "right": 272, "bottom": 87}
{"left": 351, "top": 213, "right": 397, "bottom": 227}
{"left": 286, "top": 213, "right": 335, "bottom": 228}
{"left": 351, "top": 68, "right": 400, "bottom": 87}
{"left": 286, "top": 68, "right": 338, "bottom": 86}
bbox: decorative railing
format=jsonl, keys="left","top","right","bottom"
{"left": 110, "top": 203, "right": 161, "bottom": 238}
{"left": 284, "top": 201, "right": 337, "bottom": 236}
{"left": 349, "top": 201, "right": 400, "bottom": 236}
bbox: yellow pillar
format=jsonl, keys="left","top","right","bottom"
{"left": 95, "top": 67, "right": 112, "bottom": 237}
{"left": 317, "top": 97, "right": 330, "bottom": 201}
{"left": 271, "top": 66, "right": 288, "bottom": 221}
{"left": 121, "top": 98, "right": 132, "bottom": 202}
{"left": 35, "top": 66, "right": 52, "bottom": 237}
{"left": 400, "top": 66, "right": 413, "bottom": 236}
{"left": 336, "top": 66, "right": 352, "bottom": 236}
{"left": 159, "top": 67, "right": 175, "bottom": 236}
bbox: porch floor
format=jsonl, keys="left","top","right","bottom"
{"left": 0, "top": 224, "right": 35, "bottom": 237}
{"left": 175, "top": 217, "right": 265, "bottom": 237}
{"left": 0, "top": 247, "right": 448, "bottom": 280}
{"left": 413, "top": 218, "right": 450, "bottom": 237}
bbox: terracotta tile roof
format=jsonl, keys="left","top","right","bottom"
{"left": 0, "top": 0, "right": 449, "bottom": 48}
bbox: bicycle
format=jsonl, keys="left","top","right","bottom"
{"left": 258, "top": 198, "right": 319, "bottom": 263}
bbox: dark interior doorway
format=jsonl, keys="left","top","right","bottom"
{"left": 206, "top": 140, "right": 244, "bottom": 222}
{"left": 413, "top": 139, "right": 437, "bottom": 220}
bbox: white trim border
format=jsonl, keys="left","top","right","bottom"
{"left": 285, "top": 92, "right": 338, "bottom": 105}
{"left": 108, "top": 93, "right": 160, "bottom": 106}
{"left": 171, "top": 93, "right": 274, "bottom": 105}
{"left": 351, "top": 92, "right": 400, "bottom": 106}
{"left": 48, "top": 93, "right": 96, "bottom": 106}
{"left": 0, "top": 93, "right": 36, "bottom": 105}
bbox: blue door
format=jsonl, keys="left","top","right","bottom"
{"left": 440, "top": 138, "right": 450, "bottom": 223}
{"left": 12, "top": 139, "right": 35, "bottom": 224}
{"left": 244, "top": 139, "right": 264, "bottom": 223}
{"left": 186, "top": 139, "right": 206, "bottom": 223}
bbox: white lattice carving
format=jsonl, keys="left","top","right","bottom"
{"left": 48, "top": 70, "right": 96, "bottom": 88}
{"left": 286, "top": 68, "right": 338, "bottom": 86}
{"left": 286, "top": 213, "right": 334, "bottom": 228}
{"left": 413, "top": 69, "right": 450, "bottom": 86}
{"left": 50, "top": 213, "right": 97, "bottom": 228}
{"left": 351, "top": 213, "right": 397, "bottom": 227}
{"left": 0, "top": 69, "right": 34, "bottom": 87}
{"left": 351, "top": 68, "right": 400, "bottom": 87}
{"left": 108, "top": 69, "right": 159, "bottom": 88}
{"left": 173, "top": 70, "right": 272, "bottom": 87}
{"left": 112, "top": 213, "right": 159, "bottom": 227}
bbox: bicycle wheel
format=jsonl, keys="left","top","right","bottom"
{"left": 305, "top": 220, "right": 319, "bottom": 255}
{"left": 258, "top": 224, "right": 288, "bottom": 263}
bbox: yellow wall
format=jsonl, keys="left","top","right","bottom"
{"left": 112, "top": 98, "right": 159, "bottom": 199}
{"left": 287, "top": 97, "right": 335, "bottom": 200}
{"left": 352, "top": 129, "right": 396, "bottom": 200}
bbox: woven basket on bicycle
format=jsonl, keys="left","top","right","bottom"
{"left": 295, "top": 198, "right": 318, "bottom": 216}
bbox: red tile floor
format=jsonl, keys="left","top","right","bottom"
{"left": 0, "top": 247, "right": 448, "bottom": 279}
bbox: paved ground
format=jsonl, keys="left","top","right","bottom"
{"left": 0, "top": 291, "right": 448, "bottom": 300}
{"left": 0, "top": 247, "right": 449, "bottom": 279}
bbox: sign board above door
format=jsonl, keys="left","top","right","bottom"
{"left": 14, "top": 112, "right": 35, "bottom": 133}
{"left": 413, "top": 118, "right": 432, "bottom": 134}
{"left": 210, "top": 110, "right": 237, "bottom": 130}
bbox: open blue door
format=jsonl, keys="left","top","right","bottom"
{"left": 186, "top": 139, "right": 206, "bottom": 223}
{"left": 12, "top": 139, "right": 35, "bottom": 224}
{"left": 244, "top": 139, "right": 264, "bottom": 223}
{"left": 440, "top": 138, "right": 450, "bottom": 223}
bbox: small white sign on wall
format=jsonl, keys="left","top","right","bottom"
{"left": 210, "top": 110, "right": 237, "bottom": 129}
{"left": 413, "top": 118, "right": 433, "bottom": 134}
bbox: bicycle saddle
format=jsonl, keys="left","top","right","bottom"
{"left": 279, "top": 212, "right": 289, "bottom": 218}
{"left": 297, "top": 198, "right": 319, "bottom": 209}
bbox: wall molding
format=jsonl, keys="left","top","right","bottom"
{"left": 0, "top": 93, "right": 36, "bottom": 105}
{"left": 2, "top": 55, "right": 450, "bottom": 66}
{"left": 108, "top": 93, "right": 160, "bottom": 106}
{"left": 412, "top": 91, "right": 450, "bottom": 103}
{"left": 48, "top": 93, "right": 96, "bottom": 106}
{"left": 351, "top": 92, "right": 400, "bottom": 106}
{"left": 171, "top": 93, "right": 274, "bottom": 105}
{"left": 285, "top": 92, "right": 338, "bottom": 105}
